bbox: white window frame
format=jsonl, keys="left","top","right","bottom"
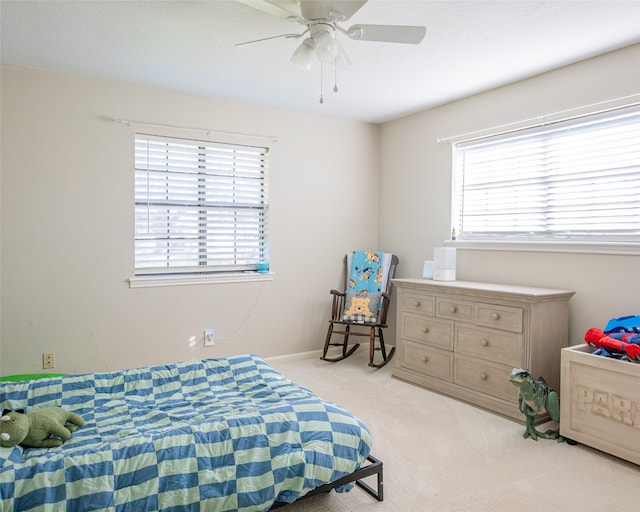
{"left": 451, "top": 103, "right": 640, "bottom": 255}
{"left": 130, "top": 134, "right": 271, "bottom": 287}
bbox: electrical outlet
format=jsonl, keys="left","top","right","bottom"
{"left": 204, "top": 330, "right": 215, "bottom": 347}
{"left": 43, "top": 352, "right": 55, "bottom": 369}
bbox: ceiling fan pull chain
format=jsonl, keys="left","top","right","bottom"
{"left": 319, "top": 62, "right": 324, "bottom": 104}
{"left": 334, "top": 60, "right": 339, "bottom": 93}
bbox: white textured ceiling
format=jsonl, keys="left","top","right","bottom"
{"left": 1, "top": 0, "right": 640, "bottom": 123}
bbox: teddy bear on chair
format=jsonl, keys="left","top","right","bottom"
{"left": 0, "top": 407, "right": 84, "bottom": 448}
{"left": 344, "top": 295, "right": 374, "bottom": 318}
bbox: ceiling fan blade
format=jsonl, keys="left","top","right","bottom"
{"left": 235, "top": 0, "right": 300, "bottom": 20}
{"left": 346, "top": 24, "right": 426, "bottom": 44}
{"left": 236, "top": 32, "right": 304, "bottom": 47}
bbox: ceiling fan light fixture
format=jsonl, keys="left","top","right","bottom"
{"left": 314, "top": 30, "right": 338, "bottom": 63}
{"left": 290, "top": 37, "right": 316, "bottom": 70}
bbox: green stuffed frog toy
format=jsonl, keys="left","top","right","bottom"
{"left": 0, "top": 407, "right": 84, "bottom": 448}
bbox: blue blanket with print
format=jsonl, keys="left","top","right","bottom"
{"left": 0, "top": 355, "right": 371, "bottom": 511}
{"left": 347, "top": 251, "right": 384, "bottom": 293}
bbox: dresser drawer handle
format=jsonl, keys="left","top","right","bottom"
{"left": 480, "top": 373, "right": 488, "bottom": 381}
{"left": 491, "top": 312, "right": 500, "bottom": 320}
{"left": 413, "top": 301, "right": 421, "bottom": 307}
{"left": 422, "top": 356, "right": 429, "bottom": 363}
{"left": 422, "top": 327, "right": 429, "bottom": 334}
{"left": 450, "top": 305, "right": 457, "bottom": 313}
{"left": 481, "top": 339, "right": 489, "bottom": 347}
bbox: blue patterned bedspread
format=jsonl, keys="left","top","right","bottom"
{"left": 0, "top": 355, "right": 372, "bottom": 511}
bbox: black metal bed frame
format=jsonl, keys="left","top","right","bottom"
{"left": 270, "top": 454, "right": 384, "bottom": 509}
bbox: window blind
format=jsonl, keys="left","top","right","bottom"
{"left": 134, "top": 134, "right": 269, "bottom": 275}
{"left": 453, "top": 104, "right": 640, "bottom": 242}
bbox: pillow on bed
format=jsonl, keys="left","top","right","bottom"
{"left": 342, "top": 292, "right": 381, "bottom": 323}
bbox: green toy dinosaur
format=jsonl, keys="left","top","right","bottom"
{"left": 508, "top": 368, "right": 563, "bottom": 442}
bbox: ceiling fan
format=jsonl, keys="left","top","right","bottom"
{"left": 236, "top": 0, "right": 426, "bottom": 103}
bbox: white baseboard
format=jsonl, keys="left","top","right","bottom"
{"left": 264, "top": 349, "right": 333, "bottom": 363}
{"left": 265, "top": 345, "right": 395, "bottom": 363}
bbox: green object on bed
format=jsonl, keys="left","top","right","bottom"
{"left": 0, "top": 373, "right": 66, "bottom": 382}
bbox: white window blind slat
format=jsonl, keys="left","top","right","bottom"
{"left": 453, "top": 104, "right": 640, "bottom": 242}
{"left": 134, "top": 134, "right": 269, "bottom": 274}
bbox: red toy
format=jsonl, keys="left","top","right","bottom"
{"left": 584, "top": 328, "right": 640, "bottom": 361}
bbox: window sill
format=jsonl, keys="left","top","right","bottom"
{"left": 129, "top": 271, "right": 275, "bottom": 288}
{"left": 445, "top": 240, "right": 640, "bottom": 256}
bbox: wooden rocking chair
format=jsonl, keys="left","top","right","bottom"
{"left": 321, "top": 252, "right": 399, "bottom": 369}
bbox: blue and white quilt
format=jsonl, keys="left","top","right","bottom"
{"left": 0, "top": 355, "right": 372, "bottom": 511}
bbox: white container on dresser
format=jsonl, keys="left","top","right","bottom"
{"left": 392, "top": 279, "right": 574, "bottom": 422}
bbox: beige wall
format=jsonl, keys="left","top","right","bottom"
{"left": 0, "top": 66, "right": 380, "bottom": 374}
{"left": 2, "top": 44, "right": 639, "bottom": 375}
{"left": 380, "top": 43, "right": 640, "bottom": 345}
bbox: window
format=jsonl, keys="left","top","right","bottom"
{"left": 452, "top": 104, "right": 640, "bottom": 243}
{"left": 134, "top": 134, "right": 269, "bottom": 276}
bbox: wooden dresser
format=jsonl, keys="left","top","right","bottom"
{"left": 391, "top": 279, "right": 574, "bottom": 422}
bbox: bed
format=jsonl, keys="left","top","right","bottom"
{"left": 0, "top": 354, "right": 381, "bottom": 511}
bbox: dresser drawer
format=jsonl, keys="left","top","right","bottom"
{"left": 453, "top": 355, "right": 518, "bottom": 402}
{"left": 402, "top": 340, "right": 453, "bottom": 381}
{"left": 402, "top": 313, "right": 453, "bottom": 349}
{"left": 436, "top": 298, "right": 474, "bottom": 322}
{"left": 455, "top": 325, "right": 523, "bottom": 367}
{"left": 403, "top": 293, "right": 435, "bottom": 315}
{"left": 476, "top": 304, "right": 523, "bottom": 333}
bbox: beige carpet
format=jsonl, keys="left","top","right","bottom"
{"left": 268, "top": 348, "right": 638, "bottom": 512}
